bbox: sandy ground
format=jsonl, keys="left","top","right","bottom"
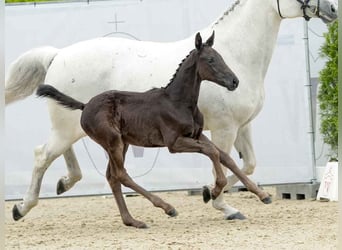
{"left": 5, "top": 187, "right": 338, "bottom": 250}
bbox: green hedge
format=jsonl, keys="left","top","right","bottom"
{"left": 318, "top": 21, "right": 338, "bottom": 160}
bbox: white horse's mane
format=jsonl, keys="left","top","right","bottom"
{"left": 167, "top": 1, "right": 246, "bottom": 86}
{"left": 213, "top": 0, "right": 243, "bottom": 26}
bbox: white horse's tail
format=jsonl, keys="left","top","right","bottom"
{"left": 5, "top": 46, "right": 59, "bottom": 105}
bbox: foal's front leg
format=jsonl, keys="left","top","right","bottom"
{"left": 168, "top": 134, "right": 227, "bottom": 200}
{"left": 216, "top": 147, "right": 271, "bottom": 204}
{"left": 190, "top": 135, "right": 271, "bottom": 204}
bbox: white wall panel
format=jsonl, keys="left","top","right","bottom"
{"left": 5, "top": 0, "right": 326, "bottom": 199}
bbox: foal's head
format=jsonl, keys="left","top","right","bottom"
{"left": 195, "top": 32, "right": 239, "bottom": 91}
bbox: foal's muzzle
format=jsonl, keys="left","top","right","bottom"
{"left": 227, "top": 77, "right": 239, "bottom": 91}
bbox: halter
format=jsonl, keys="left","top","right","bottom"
{"left": 277, "top": 0, "right": 320, "bottom": 21}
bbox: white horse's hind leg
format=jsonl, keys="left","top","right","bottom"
{"left": 56, "top": 147, "right": 82, "bottom": 195}
{"left": 207, "top": 129, "right": 246, "bottom": 220}
{"left": 226, "top": 124, "right": 256, "bottom": 190}
{"left": 12, "top": 132, "right": 76, "bottom": 220}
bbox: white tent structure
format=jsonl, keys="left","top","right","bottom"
{"left": 5, "top": 0, "right": 330, "bottom": 200}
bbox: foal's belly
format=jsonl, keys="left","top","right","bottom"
{"left": 121, "top": 129, "right": 165, "bottom": 148}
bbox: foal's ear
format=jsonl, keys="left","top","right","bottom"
{"left": 195, "top": 32, "right": 202, "bottom": 50}
{"left": 205, "top": 31, "right": 215, "bottom": 47}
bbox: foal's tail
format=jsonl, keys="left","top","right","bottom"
{"left": 5, "top": 46, "right": 59, "bottom": 105}
{"left": 36, "top": 85, "right": 85, "bottom": 111}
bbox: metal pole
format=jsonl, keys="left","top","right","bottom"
{"left": 303, "top": 20, "right": 317, "bottom": 183}
{"left": 0, "top": 0, "right": 5, "bottom": 248}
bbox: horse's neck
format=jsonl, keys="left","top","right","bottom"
{"left": 205, "top": 0, "right": 281, "bottom": 80}
{"left": 164, "top": 61, "right": 200, "bottom": 107}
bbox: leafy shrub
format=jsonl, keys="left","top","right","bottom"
{"left": 318, "top": 21, "right": 338, "bottom": 160}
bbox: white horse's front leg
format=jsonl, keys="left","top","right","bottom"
{"left": 56, "top": 146, "right": 82, "bottom": 195}
{"left": 225, "top": 123, "right": 256, "bottom": 191}
{"left": 208, "top": 129, "right": 246, "bottom": 220}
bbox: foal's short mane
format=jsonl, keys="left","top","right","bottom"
{"left": 163, "top": 49, "right": 195, "bottom": 89}
{"left": 213, "top": 0, "right": 241, "bottom": 26}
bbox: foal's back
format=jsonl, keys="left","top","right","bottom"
{"left": 81, "top": 88, "right": 193, "bottom": 148}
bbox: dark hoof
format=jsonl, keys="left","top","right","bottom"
{"left": 167, "top": 208, "right": 178, "bottom": 217}
{"left": 12, "top": 204, "right": 24, "bottom": 221}
{"left": 56, "top": 179, "right": 67, "bottom": 195}
{"left": 137, "top": 223, "right": 149, "bottom": 229}
{"left": 129, "top": 222, "right": 148, "bottom": 229}
{"left": 226, "top": 212, "right": 246, "bottom": 220}
{"left": 261, "top": 196, "right": 272, "bottom": 204}
{"left": 202, "top": 186, "right": 211, "bottom": 203}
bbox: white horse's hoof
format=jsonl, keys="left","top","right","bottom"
{"left": 56, "top": 179, "right": 67, "bottom": 195}
{"left": 12, "top": 204, "right": 24, "bottom": 221}
{"left": 226, "top": 212, "right": 246, "bottom": 220}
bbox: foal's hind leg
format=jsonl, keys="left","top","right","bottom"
{"left": 106, "top": 143, "right": 176, "bottom": 228}
{"left": 106, "top": 162, "right": 148, "bottom": 228}
{"left": 120, "top": 144, "right": 177, "bottom": 217}
{"left": 115, "top": 168, "right": 178, "bottom": 218}
{"left": 12, "top": 131, "right": 78, "bottom": 220}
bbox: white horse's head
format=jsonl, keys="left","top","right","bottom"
{"left": 273, "top": 0, "right": 338, "bottom": 23}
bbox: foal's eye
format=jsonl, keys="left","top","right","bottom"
{"left": 208, "top": 58, "right": 214, "bottom": 64}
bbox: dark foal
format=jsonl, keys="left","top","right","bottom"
{"left": 37, "top": 32, "right": 271, "bottom": 228}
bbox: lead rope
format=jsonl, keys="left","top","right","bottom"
{"left": 277, "top": 0, "right": 285, "bottom": 18}
{"left": 296, "top": 0, "right": 313, "bottom": 21}
{"left": 82, "top": 138, "right": 159, "bottom": 179}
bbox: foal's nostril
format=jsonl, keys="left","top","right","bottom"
{"left": 233, "top": 78, "right": 239, "bottom": 88}
{"left": 331, "top": 5, "right": 336, "bottom": 13}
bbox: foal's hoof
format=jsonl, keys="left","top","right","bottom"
{"left": 56, "top": 179, "right": 67, "bottom": 195}
{"left": 226, "top": 212, "right": 246, "bottom": 220}
{"left": 12, "top": 204, "right": 23, "bottom": 221}
{"left": 128, "top": 221, "right": 148, "bottom": 229}
{"left": 136, "top": 223, "right": 149, "bottom": 229}
{"left": 261, "top": 196, "right": 272, "bottom": 204}
{"left": 202, "top": 186, "right": 211, "bottom": 203}
{"left": 167, "top": 208, "right": 178, "bottom": 217}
